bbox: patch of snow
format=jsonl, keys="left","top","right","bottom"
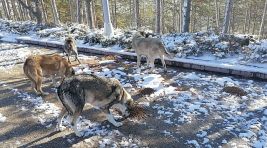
{"left": 0, "top": 113, "right": 7, "bottom": 122}
{"left": 187, "top": 140, "right": 200, "bottom": 148}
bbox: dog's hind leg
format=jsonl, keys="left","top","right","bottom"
{"left": 136, "top": 54, "right": 141, "bottom": 69}
{"left": 148, "top": 57, "right": 155, "bottom": 73}
{"left": 65, "top": 52, "right": 71, "bottom": 63}
{"left": 160, "top": 55, "right": 167, "bottom": 72}
{"left": 71, "top": 110, "right": 82, "bottom": 137}
{"left": 36, "top": 77, "right": 47, "bottom": 95}
{"left": 31, "top": 82, "right": 38, "bottom": 94}
{"left": 103, "top": 109, "right": 123, "bottom": 127}
{"left": 56, "top": 108, "right": 68, "bottom": 131}
{"left": 35, "top": 70, "right": 48, "bottom": 95}
{"left": 74, "top": 52, "right": 81, "bottom": 64}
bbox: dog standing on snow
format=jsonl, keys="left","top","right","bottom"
{"left": 63, "top": 36, "right": 81, "bottom": 64}
{"left": 56, "top": 74, "right": 146, "bottom": 137}
{"left": 132, "top": 32, "right": 175, "bottom": 72}
{"left": 23, "top": 54, "right": 75, "bottom": 96}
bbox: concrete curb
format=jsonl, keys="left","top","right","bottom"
{"left": 16, "top": 37, "right": 267, "bottom": 80}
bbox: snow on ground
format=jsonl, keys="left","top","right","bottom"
{"left": 0, "top": 43, "right": 41, "bottom": 70}
{"left": 1, "top": 30, "right": 267, "bottom": 146}
{"left": 0, "top": 113, "right": 7, "bottom": 122}
{"left": 1, "top": 48, "right": 267, "bottom": 147}
{"left": 72, "top": 55, "right": 267, "bottom": 147}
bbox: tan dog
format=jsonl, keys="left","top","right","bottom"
{"left": 23, "top": 54, "right": 75, "bottom": 95}
{"left": 132, "top": 32, "right": 175, "bottom": 72}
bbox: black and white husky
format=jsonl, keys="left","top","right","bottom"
{"left": 57, "top": 74, "right": 138, "bottom": 137}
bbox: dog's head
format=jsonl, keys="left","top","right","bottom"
{"left": 65, "top": 36, "right": 74, "bottom": 44}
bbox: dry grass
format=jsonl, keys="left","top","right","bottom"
{"left": 222, "top": 86, "right": 247, "bottom": 96}
{"left": 138, "top": 88, "right": 155, "bottom": 96}
{"left": 175, "top": 85, "right": 190, "bottom": 91}
{"left": 101, "top": 55, "right": 116, "bottom": 61}
{"left": 128, "top": 104, "right": 148, "bottom": 119}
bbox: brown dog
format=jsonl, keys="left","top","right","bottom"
{"left": 23, "top": 54, "right": 75, "bottom": 95}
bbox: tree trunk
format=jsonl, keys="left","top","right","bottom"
{"left": 162, "top": 0, "right": 165, "bottom": 33}
{"left": 252, "top": 5, "right": 257, "bottom": 35}
{"left": 259, "top": 0, "right": 267, "bottom": 40}
{"left": 11, "top": 0, "right": 19, "bottom": 21}
{"left": 179, "top": 0, "right": 183, "bottom": 32}
{"left": 17, "top": 1, "right": 26, "bottom": 21}
{"left": 207, "top": 1, "right": 211, "bottom": 31}
{"left": 82, "top": 2, "right": 86, "bottom": 24}
{"left": 50, "top": 0, "right": 60, "bottom": 25}
{"left": 40, "top": 0, "right": 48, "bottom": 23}
{"left": 231, "top": 2, "right": 235, "bottom": 33}
{"left": 155, "top": 0, "right": 162, "bottom": 34}
{"left": 17, "top": 0, "right": 43, "bottom": 24}
{"left": 23, "top": 0, "right": 31, "bottom": 20}
{"left": 85, "top": 0, "right": 95, "bottom": 29}
{"left": 247, "top": 2, "right": 252, "bottom": 33}
{"left": 0, "top": 7, "right": 2, "bottom": 19}
{"left": 133, "top": 0, "right": 140, "bottom": 28}
{"left": 0, "top": 3, "right": 2, "bottom": 18}
{"left": 6, "top": 0, "right": 13, "bottom": 20}
{"left": 76, "top": 0, "right": 82, "bottom": 23}
{"left": 214, "top": 0, "right": 219, "bottom": 28}
{"left": 243, "top": 2, "right": 249, "bottom": 34}
{"left": 102, "top": 0, "right": 114, "bottom": 37}
{"left": 222, "top": 0, "right": 233, "bottom": 34}
{"left": 92, "top": 0, "right": 97, "bottom": 28}
{"left": 68, "top": 0, "right": 74, "bottom": 22}
{"left": 182, "top": 0, "right": 191, "bottom": 32}
{"left": 172, "top": 0, "right": 177, "bottom": 32}
{"left": 27, "top": 0, "right": 35, "bottom": 20}
{"left": 129, "top": 0, "right": 132, "bottom": 27}
{"left": 2, "top": 0, "right": 11, "bottom": 20}
{"left": 114, "top": 0, "right": 117, "bottom": 28}
{"left": 192, "top": 2, "right": 196, "bottom": 32}
{"left": 34, "top": 0, "right": 43, "bottom": 24}
{"left": 190, "top": 0, "right": 193, "bottom": 32}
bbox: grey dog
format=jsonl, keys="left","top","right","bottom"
{"left": 57, "top": 74, "right": 135, "bottom": 136}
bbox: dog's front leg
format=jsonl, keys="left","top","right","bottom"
{"left": 56, "top": 108, "right": 68, "bottom": 131}
{"left": 71, "top": 111, "right": 83, "bottom": 137}
{"left": 104, "top": 109, "right": 123, "bottom": 127}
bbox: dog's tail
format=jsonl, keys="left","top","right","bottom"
{"left": 23, "top": 58, "right": 38, "bottom": 90}
{"left": 57, "top": 80, "right": 72, "bottom": 114}
{"left": 57, "top": 78, "right": 85, "bottom": 115}
{"left": 159, "top": 42, "right": 172, "bottom": 57}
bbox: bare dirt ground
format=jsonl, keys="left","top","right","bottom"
{"left": 0, "top": 43, "right": 267, "bottom": 148}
